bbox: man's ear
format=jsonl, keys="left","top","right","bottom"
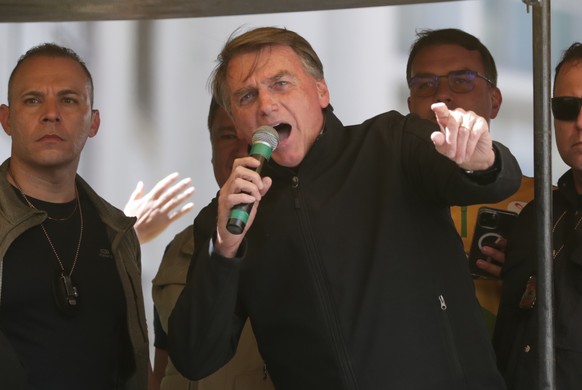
{"left": 316, "top": 79, "right": 330, "bottom": 108}
{"left": 88, "top": 109, "right": 100, "bottom": 137}
{"left": 489, "top": 87, "right": 503, "bottom": 119}
{"left": 0, "top": 104, "right": 12, "bottom": 136}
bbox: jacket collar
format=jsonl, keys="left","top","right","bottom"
{"left": 557, "top": 169, "right": 581, "bottom": 210}
{"left": 0, "top": 159, "right": 44, "bottom": 225}
{"left": 0, "top": 158, "right": 135, "bottom": 234}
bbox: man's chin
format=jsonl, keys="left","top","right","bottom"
{"left": 272, "top": 151, "right": 302, "bottom": 169}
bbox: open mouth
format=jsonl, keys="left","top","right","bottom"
{"left": 274, "top": 123, "right": 291, "bottom": 143}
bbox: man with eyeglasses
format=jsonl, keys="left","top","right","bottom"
{"left": 493, "top": 41, "right": 582, "bottom": 390}
{"left": 406, "top": 28, "right": 535, "bottom": 334}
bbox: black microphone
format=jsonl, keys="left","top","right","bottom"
{"left": 226, "top": 125, "right": 279, "bottom": 235}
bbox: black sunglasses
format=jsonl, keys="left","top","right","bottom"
{"left": 408, "top": 70, "right": 494, "bottom": 97}
{"left": 551, "top": 96, "right": 582, "bottom": 121}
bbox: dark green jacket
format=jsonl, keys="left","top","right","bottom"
{"left": 0, "top": 159, "right": 149, "bottom": 389}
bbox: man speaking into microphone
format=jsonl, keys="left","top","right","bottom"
{"left": 169, "top": 27, "right": 521, "bottom": 390}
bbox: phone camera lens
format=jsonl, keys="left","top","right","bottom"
{"left": 479, "top": 212, "right": 498, "bottom": 229}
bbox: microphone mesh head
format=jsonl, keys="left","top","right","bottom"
{"left": 252, "top": 126, "right": 279, "bottom": 151}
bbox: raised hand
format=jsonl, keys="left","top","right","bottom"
{"left": 124, "top": 172, "right": 195, "bottom": 244}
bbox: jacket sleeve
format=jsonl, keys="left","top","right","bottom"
{"left": 167, "top": 204, "right": 247, "bottom": 380}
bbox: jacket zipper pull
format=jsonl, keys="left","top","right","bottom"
{"left": 291, "top": 176, "right": 300, "bottom": 209}
{"left": 438, "top": 295, "right": 447, "bottom": 310}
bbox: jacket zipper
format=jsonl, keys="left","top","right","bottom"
{"left": 292, "top": 175, "right": 359, "bottom": 389}
{"left": 438, "top": 294, "right": 464, "bottom": 381}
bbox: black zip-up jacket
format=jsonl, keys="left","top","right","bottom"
{"left": 170, "top": 109, "right": 521, "bottom": 389}
{"left": 493, "top": 169, "right": 582, "bottom": 390}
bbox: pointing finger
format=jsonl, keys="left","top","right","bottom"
{"left": 431, "top": 102, "right": 450, "bottom": 129}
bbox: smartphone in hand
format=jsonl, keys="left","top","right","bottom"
{"left": 468, "top": 207, "right": 518, "bottom": 279}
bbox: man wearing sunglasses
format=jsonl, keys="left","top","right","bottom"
{"left": 406, "top": 28, "right": 535, "bottom": 334}
{"left": 493, "top": 42, "right": 582, "bottom": 390}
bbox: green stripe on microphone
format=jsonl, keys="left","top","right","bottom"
{"left": 228, "top": 208, "right": 249, "bottom": 223}
{"left": 250, "top": 142, "right": 273, "bottom": 159}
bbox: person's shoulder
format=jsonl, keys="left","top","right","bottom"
{"left": 194, "top": 196, "right": 219, "bottom": 228}
{"left": 76, "top": 175, "right": 129, "bottom": 220}
{"left": 153, "top": 224, "right": 194, "bottom": 286}
{"left": 359, "top": 110, "right": 408, "bottom": 127}
{"left": 168, "top": 225, "right": 194, "bottom": 255}
{"left": 348, "top": 110, "right": 434, "bottom": 137}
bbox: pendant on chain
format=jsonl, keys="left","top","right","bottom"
{"left": 52, "top": 272, "right": 80, "bottom": 315}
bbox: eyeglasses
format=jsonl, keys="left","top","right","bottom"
{"left": 408, "top": 70, "right": 494, "bottom": 97}
{"left": 551, "top": 96, "right": 582, "bottom": 121}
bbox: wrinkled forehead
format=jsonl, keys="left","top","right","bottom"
{"left": 9, "top": 56, "right": 93, "bottom": 102}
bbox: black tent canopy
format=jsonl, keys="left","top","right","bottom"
{"left": 0, "top": 0, "right": 461, "bottom": 22}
